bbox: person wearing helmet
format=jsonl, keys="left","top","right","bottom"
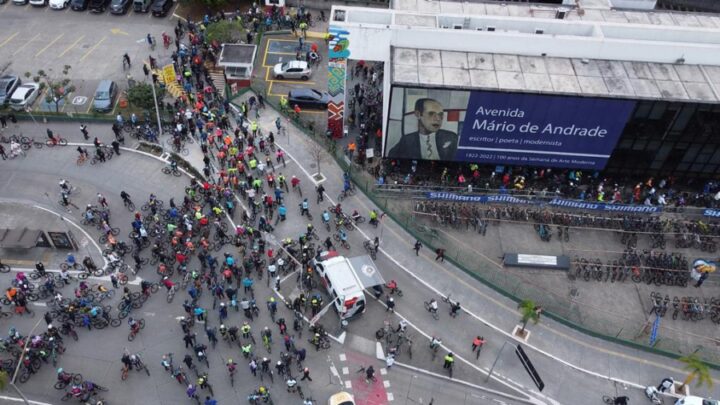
{"left": 450, "top": 301, "right": 461, "bottom": 318}
{"left": 35, "top": 262, "right": 46, "bottom": 277}
{"left": 386, "top": 296, "right": 395, "bottom": 313}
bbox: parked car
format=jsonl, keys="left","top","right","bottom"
{"left": 12, "top": 0, "right": 29, "bottom": 5}
{"left": 132, "top": 0, "right": 149, "bottom": 12}
{"left": 675, "top": 396, "right": 719, "bottom": 405}
{"left": 9, "top": 83, "right": 40, "bottom": 111}
{"left": 150, "top": 0, "right": 172, "bottom": 16}
{"left": 49, "top": 0, "right": 70, "bottom": 9}
{"left": 288, "top": 88, "right": 330, "bottom": 110}
{"left": 92, "top": 80, "right": 117, "bottom": 112}
{"left": 328, "top": 392, "right": 355, "bottom": 405}
{"left": 88, "top": 0, "right": 109, "bottom": 12}
{"left": 109, "top": 0, "right": 130, "bottom": 13}
{"left": 70, "top": 0, "right": 88, "bottom": 10}
{"left": 273, "top": 61, "right": 312, "bottom": 81}
{"left": 0, "top": 75, "right": 21, "bottom": 106}
{"left": 29, "top": 0, "right": 48, "bottom": 6}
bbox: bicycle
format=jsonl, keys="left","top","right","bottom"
{"left": 356, "top": 365, "right": 377, "bottom": 384}
{"left": 46, "top": 137, "right": 68, "bottom": 147}
{"left": 423, "top": 301, "right": 440, "bottom": 320}
{"left": 166, "top": 285, "right": 177, "bottom": 303}
{"left": 76, "top": 154, "right": 89, "bottom": 166}
{"left": 0, "top": 260, "right": 11, "bottom": 273}
{"left": 127, "top": 318, "right": 145, "bottom": 341}
{"left": 123, "top": 198, "right": 135, "bottom": 211}
{"left": 162, "top": 165, "right": 182, "bottom": 177}
{"left": 602, "top": 395, "right": 629, "bottom": 405}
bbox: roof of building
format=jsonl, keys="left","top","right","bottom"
{"left": 218, "top": 44, "right": 256, "bottom": 66}
{"left": 391, "top": 47, "right": 720, "bottom": 103}
{"left": 392, "top": 0, "right": 720, "bottom": 29}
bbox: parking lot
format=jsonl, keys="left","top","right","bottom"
{"left": 254, "top": 33, "right": 329, "bottom": 129}
{"left": 0, "top": 0, "right": 178, "bottom": 116}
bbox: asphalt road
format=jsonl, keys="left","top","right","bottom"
{"left": 0, "top": 144, "right": 530, "bottom": 405}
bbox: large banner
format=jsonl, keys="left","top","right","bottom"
{"left": 385, "top": 86, "right": 636, "bottom": 170}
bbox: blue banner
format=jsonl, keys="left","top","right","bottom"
{"left": 704, "top": 209, "right": 720, "bottom": 218}
{"left": 649, "top": 315, "right": 660, "bottom": 346}
{"left": 424, "top": 192, "right": 662, "bottom": 214}
{"left": 456, "top": 92, "right": 636, "bottom": 170}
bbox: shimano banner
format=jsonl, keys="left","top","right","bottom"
{"left": 425, "top": 192, "right": 662, "bottom": 214}
{"left": 704, "top": 209, "right": 720, "bottom": 218}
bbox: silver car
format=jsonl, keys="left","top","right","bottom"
{"left": 273, "top": 61, "right": 312, "bottom": 81}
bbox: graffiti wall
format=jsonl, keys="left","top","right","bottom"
{"left": 327, "top": 26, "right": 350, "bottom": 139}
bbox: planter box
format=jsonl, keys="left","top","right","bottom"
{"left": 512, "top": 325, "right": 531, "bottom": 342}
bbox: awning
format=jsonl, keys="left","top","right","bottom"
{"left": 0, "top": 228, "right": 43, "bottom": 249}
{"left": 347, "top": 255, "right": 385, "bottom": 288}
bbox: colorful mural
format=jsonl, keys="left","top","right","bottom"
{"left": 327, "top": 27, "right": 351, "bottom": 139}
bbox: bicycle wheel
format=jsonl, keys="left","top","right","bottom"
{"left": 602, "top": 396, "right": 615, "bottom": 404}
{"left": 180, "top": 148, "right": 189, "bottom": 157}
{"left": 76, "top": 156, "right": 86, "bottom": 166}
{"left": 0, "top": 264, "right": 10, "bottom": 273}
{"left": 110, "top": 318, "right": 122, "bottom": 327}
{"left": 58, "top": 138, "right": 68, "bottom": 146}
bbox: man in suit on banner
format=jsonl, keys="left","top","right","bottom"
{"left": 389, "top": 98, "right": 459, "bottom": 161}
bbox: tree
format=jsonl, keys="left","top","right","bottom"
{"left": 518, "top": 299, "right": 541, "bottom": 334}
{"left": 199, "top": 0, "right": 227, "bottom": 8}
{"left": 127, "top": 83, "right": 164, "bottom": 111}
{"left": 205, "top": 19, "right": 243, "bottom": 44}
{"left": 34, "top": 65, "right": 76, "bottom": 113}
{"left": 679, "top": 353, "right": 712, "bottom": 391}
{"left": 309, "top": 142, "right": 325, "bottom": 181}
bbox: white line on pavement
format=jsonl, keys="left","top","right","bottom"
{"left": 0, "top": 395, "right": 54, "bottom": 405}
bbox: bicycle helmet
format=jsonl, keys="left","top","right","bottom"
{"left": 220, "top": 302, "right": 225, "bottom": 307}
{"left": 57, "top": 368, "right": 63, "bottom": 374}
{"left": 227, "top": 358, "right": 233, "bottom": 364}
{"left": 389, "top": 297, "right": 394, "bottom": 302}
{"left": 277, "top": 361, "right": 282, "bottom": 366}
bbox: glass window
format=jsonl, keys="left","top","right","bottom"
{"left": 682, "top": 144, "right": 701, "bottom": 163}
{"left": 649, "top": 102, "right": 667, "bottom": 119}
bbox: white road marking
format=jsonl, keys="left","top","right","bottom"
{"left": 0, "top": 395, "right": 54, "bottom": 405}
{"left": 387, "top": 392, "right": 394, "bottom": 401}
{"left": 339, "top": 353, "right": 346, "bottom": 361}
{"left": 342, "top": 366, "right": 349, "bottom": 375}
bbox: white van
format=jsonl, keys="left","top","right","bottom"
{"left": 313, "top": 252, "right": 367, "bottom": 320}
{"left": 675, "top": 396, "right": 719, "bottom": 405}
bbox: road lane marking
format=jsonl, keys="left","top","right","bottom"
{"left": 59, "top": 34, "right": 84, "bottom": 57}
{"left": 79, "top": 35, "right": 106, "bottom": 61}
{"left": 12, "top": 33, "right": 40, "bottom": 56}
{"left": 35, "top": 33, "right": 64, "bottom": 57}
{"left": 0, "top": 32, "right": 19, "bottom": 48}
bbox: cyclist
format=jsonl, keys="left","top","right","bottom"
{"left": 226, "top": 358, "right": 237, "bottom": 373}
{"left": 351, "top": 210, "right": 362, "bottom": 223}
{"left": 299, "top": 198, "right": 309, "bottom": 216}
{"left": 613, "top": 396, "right": 629, "bottom": 405}
{"left": 365, "top": 365, "right": 375, "bottom": 381}
{"left": 430, "top": 336, "right": 442, "bottom": 349}
{"left": 450, "top": 301, "right": 461, "bottom": 317}
{"left": 321, "top": 210, "right": 331, "bottom": 226}
{"left": 140, "top": 280, "right": 152, "bottom": 297}
{"left": 373, "top": 236, "right": 380, "bottom": 251}
{"left": 128, "top": 317, "right": 140, "bottom": 335}
{"left": 387, "top": 280, "right": 398, "bottom": 294}
{"left": 338, "top": 229, "right": 348, "bottom": 244}
{"left": 120, "top": 191, "right": 132, "bottom": 206}
{"left": 35, "top": 261, "right": 46, "bottom": 277}
{"left": 427, "top": 298, "right": 438, "bottom": 314}
{"left": 369, "top": 209, "right": 379, "bottom": 225}
{"left": 82, "top": 257, "right": 97, "bottom": 274}
{"left": 162, "top": 277, "right": 175, "bottom": 292}
{"left": 186, "top": 384, "right": 198, "bottom": 400}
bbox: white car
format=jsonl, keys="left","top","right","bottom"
{"left": 675, "top": 396, "right": 719, "bottom": 405}
{"left": 273, "top": 60, "right": 312, "bottom": 81}
{"left": 49, "top": 0, "right": 70, "bottom": 8}
{"left": 9, "top": 83, "right": 40, "bottom": 111}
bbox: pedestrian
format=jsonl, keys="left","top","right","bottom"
{"left": 435, "top": 248, "right": 445, "bottom": 262}
{"left": 143, "top": 64, "right": 150, "bottom": 77}
{"left": 123, "top": 53, "right": 131, "bottom": 68}
{"left": 0, "top": 144, "right": 6, "bottom": 160}
{"left": 413, "top": 240, "right": 422, "bottom": 256}
{"left": 0, "top": 115, "right": 7, "bottom": 128}
{"left": 443, "top": 352, "right": 454, "bottom": 369}
{"left": 184, "top": 333, "right": 195, "bottom": 348}
{"left": 695, "top": 271, "right": 709, "bottom": 288}
{"left": 657, "top": 377, "right": 673, "bottom": 392}
{"left": 110, "top": 274, "right": 118, "bottom": 289}
{"left": 471, "top": 336, "right": 485, "bottom": 352}
{"left": 80, "top": 124, "right": 89, "bottom": 140}
{"left": 301, "top": 367, "right": 312, "bottom": 381}
{"left": 385, "top": 296, "right": 395, "bottom": 313}
{"left": 44, "top": 311, "right": 52, "bottom": 325}
{"left": 249, "top": 358, "right": 258, "bottom": 376}
{"left": 111, "top": 140, "right": 121, "bottom": 155}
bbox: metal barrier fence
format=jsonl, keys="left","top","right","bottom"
{"left": 242, "top": 85, "right": 720, "bottom": 369}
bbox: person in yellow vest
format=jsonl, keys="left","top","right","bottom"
{"left": 324, "top": 32, "right": 332, "bottom": 45}
{"left": 279, "top": 97, "right": 289, "bottom": 113}
{"left": 250, "top": 121, "right": 258, "bottom": 136}
{"left": 299, "top": 21, "right": 308, "bottom": 38}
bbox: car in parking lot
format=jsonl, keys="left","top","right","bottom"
{"left": 273, "top": 61, "right": 312, "bottom": 81}
{"left": 132, "top": 0, "right": 150, "bottom": 11}
{"left": 92, "top": 80, "right": 118, "bottom": 113}
{"left": 109, "top": 0, "right": 130, "bottom": 13}
{"left": 49, "top": 0, "right": 70, "bottom": 9}
{"left": 12, "top": 0, "right": 29, "bottom": 5}
{"left": 288, "top": 88, "right": 330, "bottom": 110}
{"left": 328, "top": 392, "right": 355, "bottom": 405}
{"left": 675, "top": 396, "right": 719, "bottom": 405}
{"left": 9, "top": 83, "right": 40, "bottom": 111}
{"left": 150, "top": 0, "right": 172, "bottom": 16}
{"left": 70, "top": 0, "right": 88, "bottom": 10}
{"left": 88, "top": 0, "right": 109, "bottom": 12}
{"left": 29, "top": 0, "right": 48, "bottom": 6}
{"left": 0, "top": 75, "right": 21, "bottom": 106}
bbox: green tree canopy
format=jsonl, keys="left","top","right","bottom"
{"left": 127, "top": 83, "right": 164, "bottom": 111}
{"left": 518, "top": 299, "right": 541, "bottom": 334}
{"left": 205, "top": 19, "right": 244, "bottom": 44}
{"left": 679, "top": 353, "right": 713, "bottom": 390}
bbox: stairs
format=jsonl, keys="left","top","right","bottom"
{"left": 152, "top": 67, "right": 186, "bottom": 100}
{"left": 208, "top": 68, "right": 226, "bottom": 99}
